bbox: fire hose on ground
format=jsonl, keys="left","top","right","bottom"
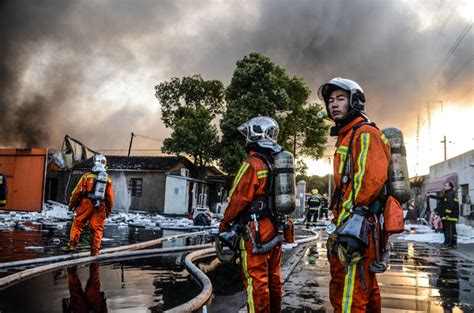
{"left": 0, "top": 230, "right": 208, "bottom": 270}
{"left": 0, "top": 228, "right": 320, "bottom": 312}
{"left": 165, "top": 230, "right": 320, "bottom": 313}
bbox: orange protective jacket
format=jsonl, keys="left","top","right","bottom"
{"left": 332, "top": 117, "right": 391, "bottom": 226}
{"left": 69, "top": 172, "right": 114, "bottom": 214}
{"left": 329, "top": 116, "right": 391, "bottom": 313}
{"left": 219, "top": 153, "right": 277, "bottom": 248}
{"left": 219, "top": 152, "right": 282, "bottom": 313}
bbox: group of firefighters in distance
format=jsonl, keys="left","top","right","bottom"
{"left": 306, "top": 189, "right": 330, "bottom": 227}
{"left": 59, "top": 76, "right": 459, "bottom": 313}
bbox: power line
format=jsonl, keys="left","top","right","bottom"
{"left": 434, "top": 0, "right": 461, "bottom": 44}
{"left": 134, "top": 133, "right": 164, "bottom": 142}
{"left": 444, "top": 54, "right": 474, "bottom": 86}
{"left": 234, "top": 0, "right": 255, "bottom": 29}
{"left": 432, "top": 22, "right": 473, "bottom": 81}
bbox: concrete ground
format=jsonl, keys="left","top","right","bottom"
{"left": 209, "top": 225, "right": 474, "bottom": 312}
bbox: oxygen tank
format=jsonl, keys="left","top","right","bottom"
{"left": 91, "top": 171, "right": 108, "bottom": 207}
{"left": 0, "top": 174, "right": 6, "bottom": 208}
{"left": 382, "top": 127, "right": 410, "bottom": 204}
{"left": 273, "top": 150, "right": 296, "bottom": 215}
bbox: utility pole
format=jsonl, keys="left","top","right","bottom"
{"left": 128, "top": 132, "right": 135, "bottom": 157}
{"left": 441, "top": 135, "right": 447, "bottom": 161}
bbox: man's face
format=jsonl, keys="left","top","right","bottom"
{"left": 328, "top": 89, "right": 350, "bottom": 121}
{"left": 443, "top": 183, "right": 452, "bottom": 191}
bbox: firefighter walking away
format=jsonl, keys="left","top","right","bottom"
{"left": 63, "top": 154, "right": 114, "bottom": 256}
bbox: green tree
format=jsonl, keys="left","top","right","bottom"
{"left": 220, "top": 52, "right": 329, "bottom": 174}
{"left": 296, "top": 174, "right": 330, "bottom": 195}
{"left": 155, "top": 75, "right": 225, "bottom": 170}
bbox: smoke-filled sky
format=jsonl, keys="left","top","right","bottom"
{"left": 1, "top": 0, "right": 472, "bottom": 175}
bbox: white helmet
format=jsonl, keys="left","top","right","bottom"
{"left": 318, "top": 77, "right": 366, "bottom": 120}
{"left": 93, "top": 154, "right": 107, "bottom": 167}
{"left": 238, "top": 116, "right": 282, "bottom": 153}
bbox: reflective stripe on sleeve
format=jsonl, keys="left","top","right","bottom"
{"left": 257, "top": 169, "right": 268, "bottom": 179}
{"left": 228, "top": 162, "right": 250, "bottom": 199}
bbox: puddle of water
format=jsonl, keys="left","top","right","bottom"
{"left": 0, "top": 222, "right": 212, "bottom": 264}
{"left": 0, "top": 255, "right": 202, "bottom": 313}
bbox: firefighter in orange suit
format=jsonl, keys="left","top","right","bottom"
{"left": 65, "top": 263, "right": 107, "bottom": 313}
{"left": 318, "top": 78, "right": 391, "bottom": 312}
{"left": 219, "top": 116, "right": 293, "bottom": 313}
{"left": 64, "top": 154, "right": 114, "bottom": 256}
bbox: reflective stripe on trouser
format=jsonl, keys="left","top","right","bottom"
{"left": 240, "top": 238, "right": 283, "bottom": 313}
{"left": 69, "top": 199, "right": 107, "bottom": 256}
{"left": 329, "top": 227, "right": 381, "bottom": 312}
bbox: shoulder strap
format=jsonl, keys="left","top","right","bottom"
{"left": 329, "top": 121, "right": 376, "bottom": 214}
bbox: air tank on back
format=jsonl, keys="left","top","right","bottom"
{"left": 382, "top": 127, "right": 410, "bottom": 204}
{"left": 273, "top": 150, "right": 296, "bottom": 215}
{"left": 91, "top": 171, "right": 108, "bottom": 207}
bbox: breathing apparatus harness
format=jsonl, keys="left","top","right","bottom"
{"left": 241, "top": 152, "right": 286, "bottom": 255}
{"left": 83, "top": 171, "right": 109, "bottom": 209}
{"left": 217, "top": 150, "right": 291, "bottom": 264}
{"left": 328, "top": 121, "right": 390, "bottom": 290}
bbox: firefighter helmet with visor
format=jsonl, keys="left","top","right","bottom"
{"left": 318, "top": 77, "right": 366, "bottom": 120}
{"left": 238, "top": 116, "right": 282, "bottom": 153}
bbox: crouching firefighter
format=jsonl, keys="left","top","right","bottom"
{"left": 218, "top": 116, "right": 296, "bottom": 313}
{"left": 64, "top": 154, "right": 114, "bottom": 256}
{"left": 319, "top": 78, "right": 407, "bottom": 313}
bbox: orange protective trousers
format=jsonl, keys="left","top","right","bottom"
{"left": 69, "top": 172, "right": 114, "bottom": 256}
{"left": 329, "top": 225, "right": 382, "bottom": 313}
{"left": 240, "top": 239, "right": 282, "bottom": 313}
{"left": 220, "top": 153, "right": 283, "bottom": 312}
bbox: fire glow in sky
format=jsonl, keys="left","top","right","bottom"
{"left": 1, "top": 0, "right": 472, "bottom": 176}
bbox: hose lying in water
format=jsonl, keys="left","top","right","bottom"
{"left": 0, "top": 230, "right": 208, "bottom": 270}
{"left": 0, "top": 242, "right": 213, "bottom": 290}
{"left": 165, "top": 232, "right": 321, "bottom": 313}
{"left": 164, "top": 247, "right": 216, "bottom": 313}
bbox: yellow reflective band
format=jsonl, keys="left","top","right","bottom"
{"left": 240, "top": 238, "right": 255, "bottom": 312}
{"left": 337, "top": 146, "right": 348, "bottom": 154}
{"left": 342, "top": 133, "right": 370, "bottom": 211}
{"left": 70, "top": 176, "right": 84, "bottom": 201}
{"left": 447, "top": 217, "right": 458, "bottom": 221}
{"left": 0, "top": 200, "right": 6, "bottom": 204}
{"left": 257, "top": 170, "right": 268, "bottom": 179}
{"left": 0, "top": 177, "right": 3, "bottom": 184}
{"left": 336, "top": 146, "right": 348, "bottom": 174}
{"left": 337, "top": 210, "right": 350, "bottom": 226}
{"left": 229, "top": 162, "right": 250, "bottom": 199}
{"left": 85, "top": 173, "right": 97, "bottom": 179}
{"left": 454, "top": 198, "right": 459, "bottom": 202}
{"left": 381, "top": 133, "right": 389, "bottom": 145}
{"left": 342, "top": 264, "right": 357, "bottom": 313}
{"left": 446, "top": 209, "right": 452, "bottom": 213}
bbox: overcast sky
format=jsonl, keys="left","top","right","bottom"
{"left": 1, "top": 0, "right": 472, "bottom": 175}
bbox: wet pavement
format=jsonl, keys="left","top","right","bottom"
{"left": 282, "top": 230, "right": 474, "bottom": 313}
{"left": 0, "top": 222, "right": 210, "bottom": 264}
{"left": 0, "top": 254, "right": 202, "bottom": 313}
{"left": 1, "top": 224, "right": 474, "bottom": 312}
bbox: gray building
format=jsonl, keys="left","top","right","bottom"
{"left": 410, "top": 150, "right": 474, "bottom": 222}
{"left": 47, "top": 156, "right": 227, "bottom": 215}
